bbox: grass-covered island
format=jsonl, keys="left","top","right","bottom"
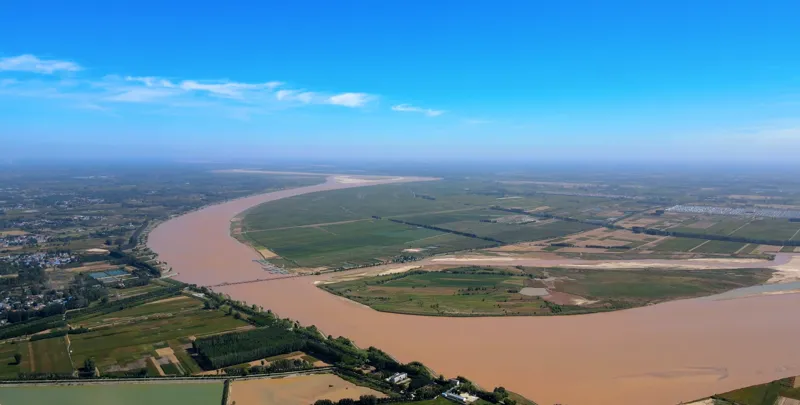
{"left": 320, "top": 266, "right": 773, "bottom": 316}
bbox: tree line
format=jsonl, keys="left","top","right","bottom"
{"left": 387, "top": 218, "right": 504, "bottom": 244}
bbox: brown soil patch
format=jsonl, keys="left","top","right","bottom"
{"left": 0, "top": 230, "right": 28, "bottom": 236}
{"left": 148, "top": 357, "right": 165, "bottom": 376}
{"left": 257, "top": 248, "right": 278, "bottom": 259}
{"left": 756, "top": 245, "right": 782, "bottom": 253}
{"left": 141, "top": 296, "right": 190, "bottom": 306}
{"left": 543, "top": 291, "right": 589, "bottom": 305}
{"left": 64, "top": 262, "right": 116, "bottom": 273}
{"left": 155, "top": 347, "right": 180, "bottom": 365}
{"left": 229, "top": 373, "right": 385, "bottom": 405}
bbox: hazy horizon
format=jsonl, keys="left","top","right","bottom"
{"left": 2, "top": 1, "right": 799, "bottom": 163}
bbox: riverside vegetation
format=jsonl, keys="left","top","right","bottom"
{"left": 0, "top": 273, "right": 534, "bottom": 405}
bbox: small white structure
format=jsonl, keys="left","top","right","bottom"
{"left": 385, "top": 372, "right": 408, "bottom": 384}
{"left": 442, "top": 391, "right": 479, "bottom": 404}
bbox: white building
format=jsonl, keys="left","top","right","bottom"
{"left": 385, "top": 372, "right": 408, "bottom": 384}
{"left": 442, "top": 391, "right": 479, "bottom": 404}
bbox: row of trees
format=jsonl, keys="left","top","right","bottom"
{"left": 387, "top": 218, "right": 504, "bottom": 244}
{"left": 65, "top": 284, "right": 181, "bottom": 320}
{"left": 0, "top": 315, "right": 67, "bottom": 340}
{"left": 193, "top": 327, "right": 306, "bottom": 369}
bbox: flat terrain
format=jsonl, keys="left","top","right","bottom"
{"left": 0, "top": 382, "right": 223, "bottom": 405}
{"left": 241, "top": 181, "right": 607, "bottom": 270}
{"left": 229, "top": 373, "right": 385, "bottom": 405}
{"left": 244, "top": 219, "right": 491, "bottom": 269}
{"left": 150, "top": 169, "right": 800, "bottom": 405}
{"left": 321, "top": 266, "right": 773, "bottom": 316}
{"left": 68, "top": 294, "right": 248, "bottom": 374}
{"left": 713, "top": 377, "right": 800, "bottom": 405}
{"left": 28, "top": 337, "right": 73, "bottom": 374}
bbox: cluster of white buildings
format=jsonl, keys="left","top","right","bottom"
{"left": 666, "top": 204, "right": 800, "bottom": 219}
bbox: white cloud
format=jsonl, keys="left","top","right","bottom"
{"left": 0, "top": 53, "right": 385, "bottom": 116}
{"left": 275, "top": 89, "right": 316, "bottom": 103}
{"left": 0, "top": 54, "right": 81, "bottom": 74}
{"left": 179, "top": 80, "right": 282, "bottom": 98}
{"left": 392, "top": 103, "right": 444, "bottom": 117}
{"left": 465, "top": 119, "right": 492, "bottom": 125}
{"left": 125, "top": 76, "right": 175, "bottom": 88}
{"left": 106, "top": 88, "right": 177, "bottom": 103}
{"left": 328, "top": 92, "right": 371, "bottom": 107}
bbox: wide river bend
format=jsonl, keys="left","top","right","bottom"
{"left": 148, "top": 175, "right": 800, "bottom": 405}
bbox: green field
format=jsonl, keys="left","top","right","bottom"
{"left": 244, "top": 219, "right": 492, "bottom": 268}
{"left": 68, "top": 295, "right": 248, "bottom": 372}
{"left": 323, "top": 267, "right": 549, "bottom": 316}
{"left": 650, "top": 237, "right": 704, "bottom": 252}
{"left": 534, "top": 267, "right": 771, "bottom": 303}
{"left": 690, "top": 240, "right": 747, "bottom": 254}
{"left": 29, "top": 337, "right": 73, "bottom": 374}
{"left": 714, "top": 378, "right": 800, "bottom": 405}
{"left": 0, "top": 343, "right": 22, "bottom": 378}
{"left": 241, "top": 181, "right": 608, "bottom": 269}
{"left": 0, "top": 382, "right": 223, "bottom": 405}
{"left": 323, "top": 266, "right": 773, "bottom": 317}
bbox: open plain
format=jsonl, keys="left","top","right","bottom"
{"left": 148, "top": 173, "right": 800, "bottom": 405}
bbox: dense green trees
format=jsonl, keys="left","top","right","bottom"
{"left": 193, "top": 327, "right": 306, "bottom": 369}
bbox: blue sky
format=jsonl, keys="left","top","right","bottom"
{"left": 1, "top": 1, "right": 799, "bottom": 162}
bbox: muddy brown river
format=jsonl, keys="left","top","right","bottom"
{"left": 148, "top": 176, "right": 800, "bottom": 405}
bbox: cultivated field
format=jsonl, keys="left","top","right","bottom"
{"left": 710, "top": 377, "right": 800, "bottom": 405}
{"left": 240, "top": 181, "right": 622, "bottom": 270}
{"left": 229, "top": 373, "right": 385, "bottom": 405}
{"left": 0, "top": 381, "right": 223, "bottom": 405}
{"left": 322, "top": 265, "right": 773, "bottom": 316}
{"left": 28, "top": 337, "right": 73, "bottom": 374}
{"left": 68, "top": 294, "right": 248, "bottom": 374}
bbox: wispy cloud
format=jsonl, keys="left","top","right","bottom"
{"left": 391, "top": 103, "right": 444, "bottom": 117}
{"left": 106, "top": 87, "right": 178, "bottom": 103}
{"left": 0, "top": 54, "right": 81, "bottom": 74}
{"left": 328, "top": 92, "right": 371, "bottom": 107}
{"left": 275, "top": 89, "right": 316, "bottom": 104}
{"left": 465, "top": 118, "right": 492, "bottom": 125}
{"left": 179, "top": 80, "right": 282, "bottom": 98}
{"left": 0, "top": 54, "right": 447, "bottom": 119}
{"left": 125, "top": 76, "right": 176, "bottom": 88}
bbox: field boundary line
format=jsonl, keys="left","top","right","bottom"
{"left": 0, "top": 366, "right": 335, "bottom": 386}
{"left": 241, "top": 219, "right": 371, "bottom": 233}
{"left": 789, "top": 227, "right": 800, "bottom": 242}
{"left": 727, "top": 220, "right": 753, "bottom": 236}
{"left": 688, "top": 240, "right": 711, "bottom": 252}
{"left": 27, "top": 342, "right": 35, "bottom": 372}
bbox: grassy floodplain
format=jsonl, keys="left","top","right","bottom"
{"left": 0, "top": 381, "right": 223, "bottom": 405}
{"left": 322, "top": 266, "right": 773, "bottom": 316}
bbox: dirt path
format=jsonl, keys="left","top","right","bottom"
{"left": 728, "top": 220, "right": 753, "bottom": 236}
{"left": 688, "top": 240, "right": 710, "bottom": 252}
{"left": 632, "top": 235, "right": 669, "bottom": 250}
{"left": 27, "top": 342, "right": 35, "bottom": 372}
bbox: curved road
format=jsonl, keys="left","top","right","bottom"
{"left": 148, "top": 174, "right": 800, "bottom": 405}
